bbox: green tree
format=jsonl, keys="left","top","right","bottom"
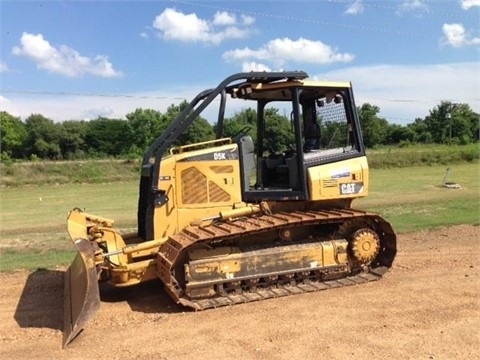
{"left": 158, "top": 101, "right": 215, "bottom": 147}
{"left": 220, "top": 108, "right": 258, "bottom": 143}
{"left": 407, "top": 118, "right": 433, "bottom": 143}
{"left": 59, "top": 120, "right": 89, "bottom": 159}
{"left": 126, "top": 108, "right": 167, "bottom": 155}
{"left": 85, "top": 117, "right": 131, "bottom": 156}
{"left": 24, "top": 114, "right": 61, "bottom": 159}
{"left": 386, "top": 123, "right": 415, "bottom": 145}
{"left": 358, "top": 103, "right": 388, "bottom": 148}
{"left": 422, "top": 101, "right": 479, "bottom": 144}
{"left": 263, "top": 108, "right": 294, "bottom": 153}
{"left": 164, "top": 101, "right": 187, "bottom": 126}
{"left": 220, "top": 107, "right": 292, "bottom": 152}
{"left": 0, "top": 111, "right": 27, "bottom": 159}
{"left": 450, "top": 103, "right": 479, "bottom": 144}
{"left": 466, "top": 108, "right": 480, "bottom": 142}
{"left": 423, "top": 101, "right": 454, "bottom": 143}
{"left": 320, "top": 120, "right": 349, "bottom": 148}
{"left": 176, "top": 117, "right": 215, "bottom": 146}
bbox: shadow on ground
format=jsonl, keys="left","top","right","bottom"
{"left": 14, "top": 269, "right": 64, "bottom": 330}
{"left": 100, "top": 279, "right": 185, "bottom": 315}
{"left": 14, "top": 268, "right": 185, "bottom": 334}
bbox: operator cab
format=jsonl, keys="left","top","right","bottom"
{"left": 227, "top": 79, "right": 365, "bottom": 202}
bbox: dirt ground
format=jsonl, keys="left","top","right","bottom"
{"left": 1, "top": 225, "right": 479, "bottom": 360}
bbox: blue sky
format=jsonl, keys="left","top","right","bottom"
{"left": 1, "top": 0, "right": 479, "bottom": 124}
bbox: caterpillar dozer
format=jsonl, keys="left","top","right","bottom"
{"left": 63, "top": 71, "right": 396, "bottom": 347}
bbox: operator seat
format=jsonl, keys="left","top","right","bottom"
{"left": 238, "top": 135, "right": 256, "bottom": 191}
{"left": 303, "top": 123, "right": 321, "bottom": 153}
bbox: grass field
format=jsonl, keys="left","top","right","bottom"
{"left": 357, "top": 163, "right": 479, "bottom": 232}
{"left": 1, "top": 144, "right": 478, "bottom": 187}
{"left": 0, "top": 162, "right": 479, "bottom": 272}
{"left": 0, "top": 182, "right": 139, "bottom": 271}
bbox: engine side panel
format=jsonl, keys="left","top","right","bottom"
{"left": 307, "top": 156, "right": 369, "bottom": 201}
{"left": 153, "top": 142, "right": 243, "bottom": 239}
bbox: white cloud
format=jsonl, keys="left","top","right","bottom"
{"left": 11, "top": 32, "right": 122, "bottom": 78}
{"left": 241, "top": 15, "right": 255, "bottom": 26}
{"left": 153, "top": 8, "right": 252, "bottom": 45}
{"left": 312, "top": 62, "right": 479, "bottom": 123}
{"left": 153, "top": 8, "right": 209, "bottom": 41}
{"left": 397, "top": 0, "right": 429, "bottom": 15}
{"left": 213, "top": 11, "right": 236, "bottom": 26}
{"left": 345, "top": 0, "right": 364, "bottom": 15}
{"left": 223, "top": 37, "right": 354, "bottom": 68}
{"left": 241, "top": 61, "right": 272, "bottom": 72}
{"left": 139, "top": 32, "right": 149, "bottom": 39}
{"left": 442, "top": 23, "right": 480, "bottom": 47}
{"left": 0, "top": 95, "right": 12, "bottom": 111}
{"left": 0, "top": 61, "right": 7, "bottom": 72}
{"left": 460, "top": 0, "right": 480, "bottom": 9}
{"left": 82, "top": 106, "right": 115, "bottom": 120}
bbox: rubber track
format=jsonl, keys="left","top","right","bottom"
{"left": 156, "top": 208, "right": 396, "bottom": 310}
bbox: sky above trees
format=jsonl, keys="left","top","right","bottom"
{"left": 1, "top": 1, "right": 479, "bottom": 124}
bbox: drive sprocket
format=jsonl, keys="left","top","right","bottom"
{"left": 350, "top": 228, "right": 380, "bottom": 264}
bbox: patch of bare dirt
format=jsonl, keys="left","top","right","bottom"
{"left": 1, "top": 225, "right": 479, "bottom": 360}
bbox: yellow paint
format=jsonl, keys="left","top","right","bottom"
{"left": 152, "top": 155, "right": 178, "bottom": 240}
{"left": 185, "top": 239, "right": 350, "bottom": 285}
{"left": 307, "top": 156, "right": 369, "bottom": 201}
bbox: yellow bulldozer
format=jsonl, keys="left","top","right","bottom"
{"left": 63, "top": 71, "right": 396, "bottom": 347}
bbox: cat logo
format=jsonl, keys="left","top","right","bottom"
{"left": 340, "top": 183, "right": 363, "bottom": 195}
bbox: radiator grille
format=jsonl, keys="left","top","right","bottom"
{"left": 210, "top": 165, "right": 233, "bottom": 174}
{"left": 182, "top": 167, "right": 207, "bottom": 204}
{"left": 209, "top": 180, "right": 231, "bottom": 202}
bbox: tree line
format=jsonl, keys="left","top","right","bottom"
{"left": 1, "top": 100, "right": 478, "bottom": 161}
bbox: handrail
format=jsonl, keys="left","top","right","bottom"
{"left": 170, "top": 138, "right": 232, "bottom": 155}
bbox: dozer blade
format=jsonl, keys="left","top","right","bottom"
{"left": 63, "top": 238, "right": 100, "bottom": 348}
